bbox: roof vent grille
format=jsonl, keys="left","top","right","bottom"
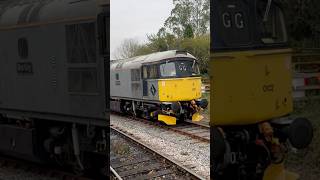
{"left": 176, "top": 50, "right": 187, "bottom": 55}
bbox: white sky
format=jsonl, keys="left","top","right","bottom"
{"left": 110, "top": 0, "right": 174, "bottom": 59}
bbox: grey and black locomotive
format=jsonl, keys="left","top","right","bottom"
{"left": 110, "top": 50, "right": 208, "bottom": 125}
{"left": 0, "top": 0, "right": 109, "bottom": 175}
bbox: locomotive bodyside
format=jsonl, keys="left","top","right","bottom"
{"left": 0, "top": 0, "right": 108, "bottom": 123}
{"left": 0, "top": 0, "right": 110, "bottom": 176}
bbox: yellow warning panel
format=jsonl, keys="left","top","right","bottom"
{"left": 158, "top": 114, "right": 176, "bottom": 125}
{"left": 192, "top": 112, "right": 204, "bottom": 122}
{"left": 158, "top": 77, "right": 202, "bottom": 102}
{"left": 210, "top": 49, "right": 293, "bottom": 126}
{"left": 263, "top": 163, "right": 299, "bottom": 180}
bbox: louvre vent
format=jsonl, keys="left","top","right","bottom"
{"left": 66, "top": 22, "right": 96, "bottom": 63}
{"left": 66, "top": 22, "right": 98, "bottom": 94}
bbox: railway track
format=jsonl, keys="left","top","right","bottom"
{"left": 110, "top": 126, "right": 205, "bottom": 180}
{"left": 111, "top": 112, "right": 210, "bottom": 143}
{"left": 165, "top": 122, "right": 210, "bottom": 143}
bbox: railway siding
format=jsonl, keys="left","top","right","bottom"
{"left": 110, "top": 114, "right": 210, "bottom": 179}
{"left": 110, "top": 127, "right": 203, "bottom": 179}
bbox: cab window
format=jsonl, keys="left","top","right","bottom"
{"left": 257, "top": 2, "right": 287, "bottom": 44}
{"left": 142, "top": 65, "right": 159, "bottom": 79}
{"left": 148, "top": 65, "right": 159, "bottom": 79}
{"left": 160, "top": 62, "right": 176, "bottom": 77}
{"left": 159, "top": 59, "right": 200, "bottom": 78}
{"left": 143, "top": 66, "right": 148, "bottom": 79}
{"left": 176, "top": 60, "right": 199, "bottom": 77}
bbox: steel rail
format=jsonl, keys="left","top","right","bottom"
{"left": 110, "top": 166, "right": 123, "bottom": 180}
{"left": 111, "top": 112, "right": 210, "bottom": 143}
{"left": 110, "top": 126, "right": 206, "bottom": 180}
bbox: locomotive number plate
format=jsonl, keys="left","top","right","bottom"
{"left": 17, "top": 62, "right": 33, "bottom": 74}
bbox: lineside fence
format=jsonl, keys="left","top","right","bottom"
{"left": 201, "top": 78, "right": 210, "bottom": 93}
{"left": 292, "top": 49, "right": 320, "bottom": 101}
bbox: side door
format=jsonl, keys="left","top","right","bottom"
{"left": 142, "top": 65, "right": 148, "bottom": 97}
{"left": 142, "top": 64, "right": 160, "bottom": 100}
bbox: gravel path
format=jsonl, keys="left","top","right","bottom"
{"left": 110, "top": 114, "right": 210, "bottom": 179}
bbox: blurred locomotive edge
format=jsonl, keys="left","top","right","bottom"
{"left": 210, "top": 0, "right": 313, "bottom": 180}
{"left": 0, "top": 0, "right": 109, "bottom": 176}
{"left": 110, "top": 50, "right": 208, "bottom": 125}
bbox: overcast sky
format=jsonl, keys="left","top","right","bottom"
{"left": 110, "top": 0, "right": 174, "bottom": 59}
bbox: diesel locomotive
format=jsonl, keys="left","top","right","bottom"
{"left": 210, "top": 0, "right": 313, "bottom": 180}
{"left": 0, "top": 0, "right": 109, "bottom": 175}
{"left": 110, "top": 50, "right": 208, "bottom": 125}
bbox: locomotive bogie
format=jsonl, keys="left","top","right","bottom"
{"left": 110, "top": 95, "right": 207, "bottom": 125}
{"left": 0, "top": 116, "right": 109, "bottom": 170}
{"left": 0, "top": 123, "right": 39, "bottom": 162}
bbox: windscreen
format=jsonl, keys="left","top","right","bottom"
{"left": 159, "top": 60, "right": 200, "bottom": 78}
{"left": 257, "top": 1, "right": 287, "bottom": 44}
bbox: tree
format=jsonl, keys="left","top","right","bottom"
{"left": 184, "top": 24, "right": 194, "bottom": 38}
{"left": 164, "top": 0, "right": 209, "bottom": 37}
{"left": 113, "top": 38, "right": 143, "bottom": 59}
{"left": 113, "top": 0, "right": 210, "bottom": 74}
{"left": 146, "top": 27, "right": 177, "bottom": 52}
{"left": 146, "top": 33, "right": 210, "bottom": 74}
{"left": 180, "top": 34, "right": 210, "bottom": 74}
{"left": 113, "top": 38, "right": 155, "bottom": 59}
{"left": 281, "top": 0, "right": 320, "bottom": 47}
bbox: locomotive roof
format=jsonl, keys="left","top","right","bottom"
{"left": 110, "top": 50, "right": 197, "bottom": 70}
{"left": 0, "top": 0, "right": 100, "bottom": 29}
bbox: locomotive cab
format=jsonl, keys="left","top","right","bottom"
{"left": 211, "top": 0, "right": 292, "bottom": 125}
{"left": 142, "top": 56, "right": 205, "bottom": 124}
{"left": 210, "top": 0, "right": 313, "bottom": 180}
{"left": 142, "top": 57, "right": 202, "bottom": 102}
